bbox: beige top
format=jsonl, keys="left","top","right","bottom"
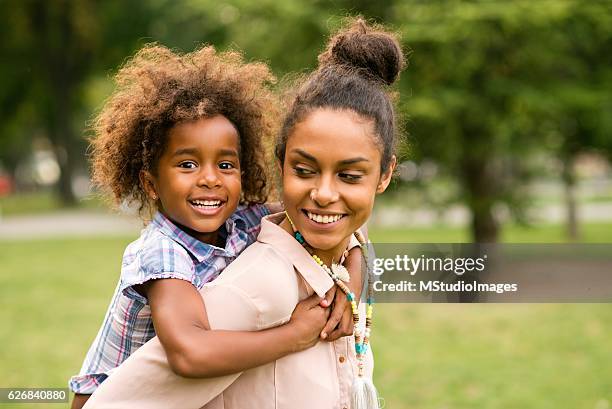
{"left": 84, "top": 212, "right": 373, "bottom": 409}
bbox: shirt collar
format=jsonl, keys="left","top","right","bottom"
{"left": 151, "top": 211, "right": 248, "bottom": 263}
{"left": 257, "top": 212, "right": 335, "bottom": 298}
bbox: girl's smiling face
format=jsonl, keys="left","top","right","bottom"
{"left": 281, "top": 108, "right": 395, "bottom": 260}
{"left": 141, "top": 115, "right": 242, "bottom": 245}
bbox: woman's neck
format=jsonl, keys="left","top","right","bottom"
{"left": 280, "top": 216, "right": 350, "bottom": 266}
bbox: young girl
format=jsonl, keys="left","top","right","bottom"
{"left": 70, "top": 44, "right": 363, "bottom": 408}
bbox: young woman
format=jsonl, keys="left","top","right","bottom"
{"left": 84, "top": 18, "right": 405, "bottom": 409}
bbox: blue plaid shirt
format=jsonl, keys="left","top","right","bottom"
{"left": 69, "top": 204, "right": 269, "bottom": 394}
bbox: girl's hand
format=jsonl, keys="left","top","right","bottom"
{"left": 320, "top": 246, "right": 364, "bottom": 341}
{"left": 319, "top": 286, "right": 353, "bottom": 341}
{"left": 287, "top": 293, "right": 331, "bottom": 352}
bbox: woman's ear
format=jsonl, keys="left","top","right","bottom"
{"left": 376, "top": 155, "right": 397, "bottom": 194}
{"left": 140, "top": 170, "right": 158, "bottom": 201}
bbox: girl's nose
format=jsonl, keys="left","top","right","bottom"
{"left": 197, "top": 167, "right": 222, "bottom": 189}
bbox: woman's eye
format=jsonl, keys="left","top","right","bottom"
{"left": 339, "top": 172, "right": 362, "bottom": 182}
{"left": 219, "top": 162, "right": 235, "bottom": 170}
{"left": 294, "top": 166, "right": 314, "bottom": 176}
{"left": 178, "top": 161, "right": 197, "bottom": 169}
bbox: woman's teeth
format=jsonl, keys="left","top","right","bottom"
{"left": 306, "top": 211, "right": 344, "bottom": 224}
{"left": 191, "top": 200, "right": 222, "bottom": 208}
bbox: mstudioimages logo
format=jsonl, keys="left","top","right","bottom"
{"left": 372, "top": 279, "right": 518, "bottom": 294}
{"left": 372, "top": 254, "right": 488, "bottom": 276}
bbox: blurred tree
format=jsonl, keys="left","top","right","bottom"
{"left": 2, "top": 0, "right": 610, "bottom": 235}
{"left": 0, "top": 0, "right": 227, "bottom": 204}
{"left": 545, "top": 1, "right": 612, "bottom": 240}
{"left": 395, "top": 0, "right": 612, "bottom": 242}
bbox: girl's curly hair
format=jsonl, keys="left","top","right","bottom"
{"left": 90, "top": 44, "right": 277, "bottom": 218}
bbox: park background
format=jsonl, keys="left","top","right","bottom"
{"left": 0, "top": 0, "right": 610, "bottom": 408}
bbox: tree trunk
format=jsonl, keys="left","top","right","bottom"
{"left": 31, "top": 1, "right": 81, "bottom": 206}
{"left": 562, "top": 156, "right": 579, "bottom": 241}
{"left": 51, "top": 80, "right": 78, "bottom": 206}
{"left": 462, "top": 157, "right": 500, "bottom": 243}
{"left": 470, "top": 202, "right": 499, "bottom": 243}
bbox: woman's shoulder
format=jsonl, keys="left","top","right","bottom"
{"left": 213, "top": 241, "right": 293, "bottom": 283}
{"left": 204, "top": 241, "right": 300, "bottom": 329}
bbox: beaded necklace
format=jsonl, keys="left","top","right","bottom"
{"left": 285, "top": 211, "right": 375, "bottom": 379}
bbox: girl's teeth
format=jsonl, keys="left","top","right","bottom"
{"left": 191, "top": 200, "right": 222, "bottom": 208}
{"left": 306, "top": 212, "right": 343, "bottom": 224}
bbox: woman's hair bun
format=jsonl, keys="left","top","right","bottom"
{"left": 318, "top": 18, "right": 405, "bottom": 86}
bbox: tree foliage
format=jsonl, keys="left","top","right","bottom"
{"left": 0, "top": 0, "right": 610, "bottom": 242}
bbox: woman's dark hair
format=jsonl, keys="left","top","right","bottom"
{"left": 275, "top": 18, "right": 405, "bottom": 173}
{"left": 91, "top": 44, "right": 278, "bottom": 218}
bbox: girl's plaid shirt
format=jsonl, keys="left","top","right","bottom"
{"left": 69, "top": 204, "right": 269, "bottom": 394}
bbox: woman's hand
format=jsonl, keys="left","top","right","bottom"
{"left": 286, "top": 293, "right": 331, "bottom": 352}
{"left": 319, "top": 246, "right": 364, "bottom": 341}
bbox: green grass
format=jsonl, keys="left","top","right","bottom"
{"left": 375, "top": 304, "right": 612, "bottom": 409}
{"left": 0, "top": 237, "right": 132, "bottom": 408}
{"left": 0, "top": 191, "right": 105, "bottom": 217}
{"left": 0, "top": 232, "right": 611, "bottom": 408}
{"left": 370, "top": 222, "right": 612, "bottom": 243}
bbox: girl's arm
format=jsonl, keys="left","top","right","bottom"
{"left": 70, "top": 394, "right": 90, "bottom": 409}
{"left": 139, "top": 278, "right": 328, "bottom": 378}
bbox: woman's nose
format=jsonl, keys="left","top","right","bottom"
{"left": 311, "top": 176, "right": 339, "bottom": 206}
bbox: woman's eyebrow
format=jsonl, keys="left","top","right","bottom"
{"left": 339, "top": 157, "right": 369, "bottom": 165}
{"left": 292, "top": 149, "right": 368, "bottom": 165}
{"left": 293, "top": 148, "right": 317, "bottom": 163}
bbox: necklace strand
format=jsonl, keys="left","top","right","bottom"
{"left": 285, "top": 212, "right": 374, "bottom": 377}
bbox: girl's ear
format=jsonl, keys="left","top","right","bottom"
{"left": 140, "top": 170, "right": 158, "bottom": 201}
{"left": 376, "top": 155, "right": 397, "bottom": 194}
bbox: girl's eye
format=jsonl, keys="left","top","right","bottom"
{"left": 178, "top": 161, "right": 198, "bottom": 169}
{"left": 219, "top": 162, "right": 236, "bottom": 170}
{"left": 339, "top": 172, "right": 362, "bottom": 182}
{"left": 294, "top": 166, "right": 315, "bottom": 176}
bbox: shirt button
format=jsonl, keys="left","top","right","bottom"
{"left": 339, "top": 356, "right": 346, "bottom": 363}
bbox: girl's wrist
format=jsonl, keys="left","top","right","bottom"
{"left": 280, "top": 321, "right": 305, "bottom": 353}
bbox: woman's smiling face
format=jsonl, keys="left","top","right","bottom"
{"left": 282, "top": 108, "right": 394, "bottom": 257}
